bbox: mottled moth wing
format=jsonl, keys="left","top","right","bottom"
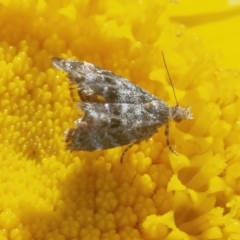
{"left": 52, "top": 57, "right": 170, "bottom": 151}
{"left": 52, "top": 58, "right": 159, "bottom": 104}
{"left": 65, "top": 101, "right": 169, "bottom": 151}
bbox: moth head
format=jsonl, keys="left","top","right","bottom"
{"left": 170, "top": 106, "right": 193, "bottom": 123}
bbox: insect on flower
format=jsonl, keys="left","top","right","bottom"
{"left": 52, "top": 53, "right": 193, "bottom": 162}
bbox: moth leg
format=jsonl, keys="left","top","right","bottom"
{"left": 120, "top": 143, "right": 135, "bottom": 163}
{"left": 165, "top": 123, "right": 179, "bottom": 156}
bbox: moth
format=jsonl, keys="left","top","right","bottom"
{"left": 52, "top": 54, "right": 193, "bottom": 162}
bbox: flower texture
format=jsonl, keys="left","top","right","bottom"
{"left": 0, "top": 0, "right": 239, "bottom": 239}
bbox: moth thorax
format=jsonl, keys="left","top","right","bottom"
{"left": 169, "top": 106, "right": 193, "bottom": 123}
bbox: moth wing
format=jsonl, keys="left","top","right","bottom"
{"left": 65, "top": 101, "right": 169, "bottom": 151}
{"left": 52, "top": 57, "right": 158, "bottom": 104}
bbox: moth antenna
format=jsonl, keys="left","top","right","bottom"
{"left": 161, "top": 52, "right": 179, "bottom": 106}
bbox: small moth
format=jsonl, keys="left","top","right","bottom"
{"left": 52, "top": 54, "right": 193, "bottom": 161}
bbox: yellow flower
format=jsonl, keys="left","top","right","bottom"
{"left": 0, "top": 0, "right": 239, "bottom": 239}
